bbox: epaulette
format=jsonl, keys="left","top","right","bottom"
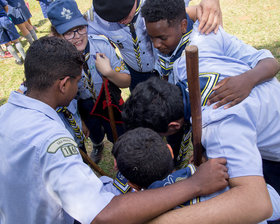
{"left": 113, "top": 171, "right": 131, "bottom": 194}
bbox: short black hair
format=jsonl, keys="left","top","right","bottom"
{"left": 24, "top": 36, "right": 84, "bottom": 91}
{"left": 112, "top": 127, "right": 174, "bottom": 189}
{"left": 122, "top": 77, "right": 184, "bottom": 133}
{"left": 141, "top": 0, "right": 186, "bottom": 26}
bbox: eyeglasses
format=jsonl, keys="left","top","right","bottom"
{"left": 63, "top": 26, "right": 87, "bottom": 40}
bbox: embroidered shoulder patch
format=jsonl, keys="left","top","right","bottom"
{"left": 47, "top": 137, "right": 78, "bottom": 157}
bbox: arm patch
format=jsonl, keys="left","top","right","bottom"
{"left": 47, "top": 137, "right": 78, "bottom": 157}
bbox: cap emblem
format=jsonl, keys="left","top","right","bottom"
{"left": 61, "top": 7, "right": 73, "bottom": 20}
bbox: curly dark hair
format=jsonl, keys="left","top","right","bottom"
{"left": 112, "top": 127, "right": 174, "bottom": 189}
{"left": 122, "top": 77, "right": 184, "bottom": 133}
{"left": 141, "top": 0, "right": 186, "bottom": 25}
{"left": 24, "top": 36, "right": 84, "bottom": 91}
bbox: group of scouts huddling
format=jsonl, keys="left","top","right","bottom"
{"left": 0, "top": 0, "right": 280, "bottom": 223}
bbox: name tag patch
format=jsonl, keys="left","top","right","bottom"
{"left": 47, "top": 137, "right": 78, "bottom": 157}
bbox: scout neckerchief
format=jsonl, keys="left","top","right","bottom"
{"left": 90, "top": 78, "right": 124, "bottom": 124}
{"left": 159, "top": 13, "right": 194, "bottom": 81}
{"left": 56, "top": 107, "right": 85, "bottom": 146}
{"left": 175, "top": 73, "right": 220, "bottom": 169}
{"left": 83, "top": 42, "right": 97, "bottom": 101}
{"left": 148, "top": 164, "right": 200, "bottom": 206}
{"left": 127, "top": 0, "right": 142, "bottom": 72}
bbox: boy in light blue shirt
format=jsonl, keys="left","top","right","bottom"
{"left": 122, "top": 1, "right": 280, "bottom": 221}
{"left": 87, "top": 0, "right": 222, "bottom": 90}
{"left": 112, "top": 127, "right": 280, "bottom": 223}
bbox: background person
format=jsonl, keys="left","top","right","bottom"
{"left": 0, "top": 0, "right": 25, "bottom": 64}
{"left": 7, "top": 0, "right": 37, "bottom": 44}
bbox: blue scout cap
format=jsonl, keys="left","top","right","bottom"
{"left": 93, "top": 0, "right": 135, "bottom": 22}
{"left": 47, "top": 0, "right": 88, "bottom": 34}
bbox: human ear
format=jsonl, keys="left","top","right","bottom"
{"left": 168, "top": 121, "right": 182, "bottom": 132}
{"left": 180, "top": 19, "right": 188, "bottom": 34}
{"left": 166, "top": 144, "right": 174, "bottom": 159}
{"left": 58, "top": 76, "right": 71, "bottom": 94}
{"left": 113, "top": 158, "right": 118, "bottom": 171}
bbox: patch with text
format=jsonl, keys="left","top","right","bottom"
{"left": 47, "top": 137, "right": 78, "bottom": 157}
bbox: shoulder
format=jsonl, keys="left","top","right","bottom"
{"left": 88, "top": 34, "right": 115, "bottom": 53}
{"left": 87, "top": 5, "right": 115, "bottom": 29}
{"left": 190, "top": 21, "right": 224, "bottom": 44}
{"left": 88, "top": 34, "right": 110, "bottom": 44}
{"left": 88, "top": 34, "right": 111, "bottom": 46}
{"left": 32, "top": 114, "right": 79, "bottom": 158}
{"left": 45, "top": 135, "right": 79, "bottom": 158}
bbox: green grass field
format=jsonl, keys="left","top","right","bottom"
{"left": 0, "top": 0, "right": 279, "bottom": 176}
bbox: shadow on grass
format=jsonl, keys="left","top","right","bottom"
{"left": 255, "top": 40, "right": 280, "bottom": 80}
{"left": 0, "top": 97, "right": 7, "bottom": 106}
{"left": 254, "top": 40, "right": 280, "bottom": 61}
{"left": 33, "top": 18, "right": 49, "bottom": 29}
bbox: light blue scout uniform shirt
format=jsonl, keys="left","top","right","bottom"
{"left": 173, "top": 21, "right": 280, "bottom": 176}
{"left": 87, "top": 0, "right": 191, "bottom": 73}
{"left": 87, "top": 0, "right": 156, "bottom": 73}
{"left": 172, "top": 21, "right": 280, "bottom": 222}
{"left": 77, "top": 34, "right": 129, "bottom": 100}
{"left": 147, "top": 165, "right": 280, "bottom": 222}
{"left": 172, "top": 21, "right": 274, "bottom": 84}
{"left": 18, "top": 84, "right": 83, "bottom": 148}
{"left": 0, "top": 91, "right": 114, "bottom": 224}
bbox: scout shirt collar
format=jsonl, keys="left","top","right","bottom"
{"left": 158, "top": 13, "right": 194, "bottom": 79}
{"left": 8, "top": 91, "right": 65, "bottom": 127}
{"left": 56, "top": 99, "right": 77, "bottom": 115}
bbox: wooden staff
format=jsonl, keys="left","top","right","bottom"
{"left": 185, "top": 45, "right": 203, "bottom": 166}
{"left": 102, "top": 77, "right": 118, "bottom": 142}
{"left": 79, "top": 148, "right": 111, "bottom": 177}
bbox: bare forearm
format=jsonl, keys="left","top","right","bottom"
{"left": 92, "top": 177, "right": 202, "bottom": 224}
{"left": 92, "top": 157, "right": 229, "bottom": 224}
{"left": 246, "top": 58, "right": 280, "bottom": 87}
{"left": 186, "top": 6, "right": 198, "bottom": 21}
{"left": 147, "top": 176, "right": 272, "bottom": 224}
{"left": 104, "top": 71, "right": 131, "bottom": 88}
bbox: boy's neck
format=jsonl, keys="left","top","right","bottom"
{"left": 26, "top": 89, "right": 59, "bottom": 109}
